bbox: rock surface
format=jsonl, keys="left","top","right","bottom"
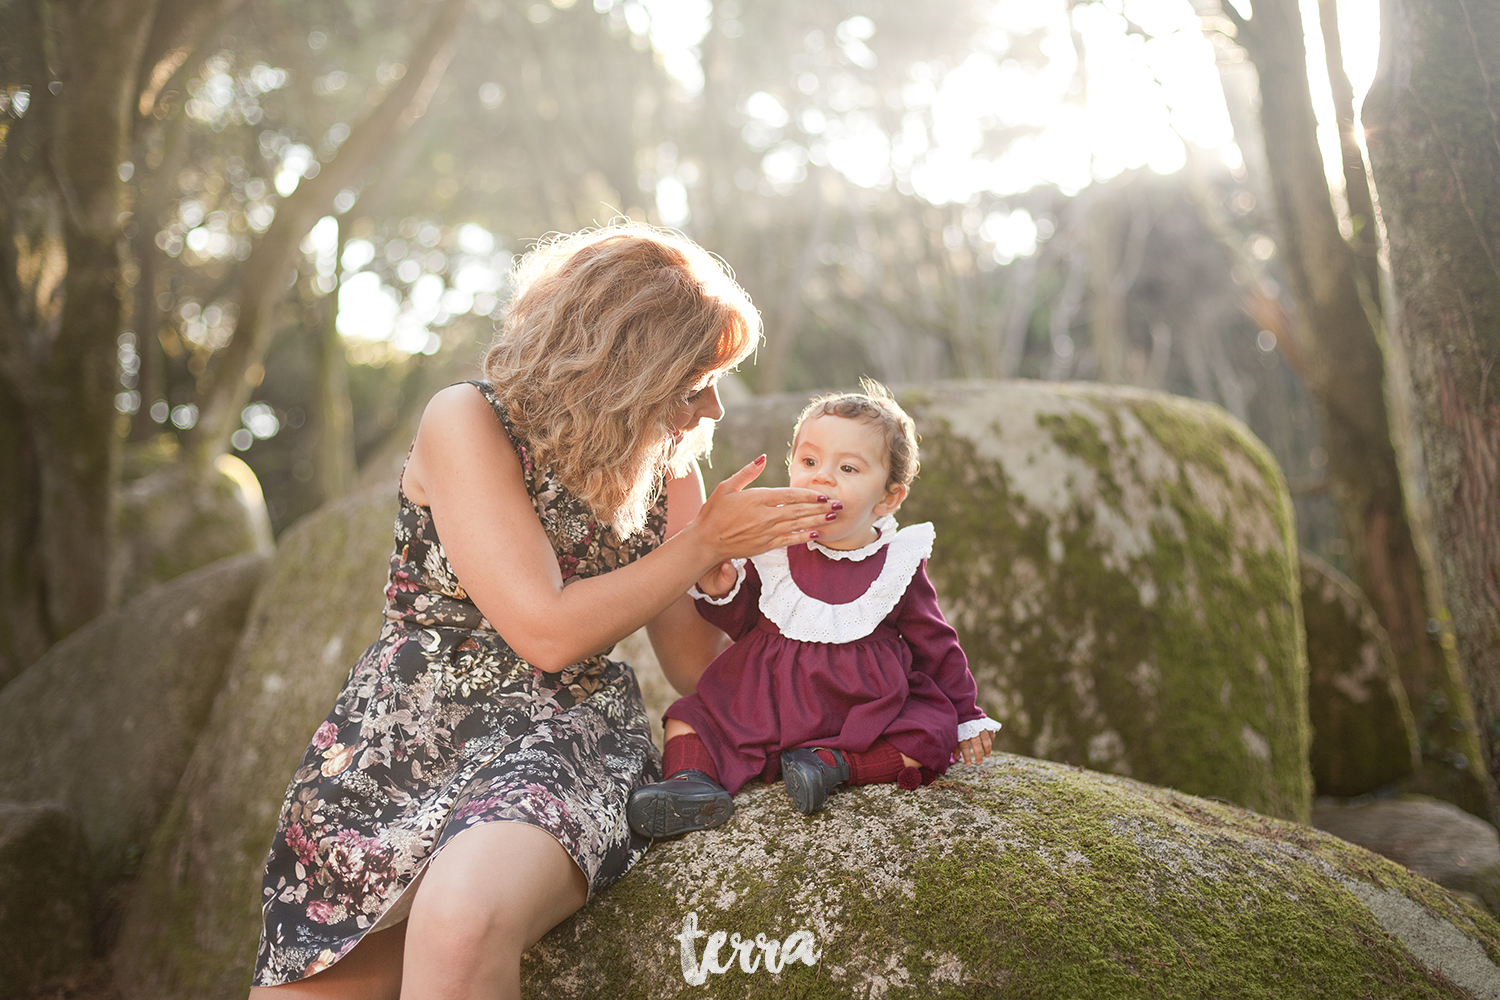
{"left": 112, "top": 486, "right": 399, "bottom": 1000}
{"left": 1314, "top": 796, "right": 1500, "bottom": 915}
{"left": 710, "top": 381, "right": 1310, "bottom": 821}
{"left": 1302, "top": 553, "right": 1421, "bottom": 796}
{"left": 524, "top": 753, "right": 1500, "bottom": 999}
{"left": 0, "top": 553, "right": 268, "bottom": 887}
{"left": 0, "top": 802, "right": 92, "bottom": 998}
{"left": 113, "top": 454, "right": 274, "bottom": 605}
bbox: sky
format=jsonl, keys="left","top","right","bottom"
{"left": 330, "top": 0, "right": 1383, "bottom": 355}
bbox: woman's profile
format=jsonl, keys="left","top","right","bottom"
{"left": 247, "top": 224, "right": 832, "bottom": 999}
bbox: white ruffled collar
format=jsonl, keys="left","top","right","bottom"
{"left": 807, "top": 514, "right": 898, "bottom": 561}
{"left": 751, "top": 520, "right": 935, "bottom": 643}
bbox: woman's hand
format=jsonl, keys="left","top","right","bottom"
{"left": 688, "top": 455, "right": 832, "bottom": 562}
{"left": 953, "top": 730, "right": 994, "bottom": 766}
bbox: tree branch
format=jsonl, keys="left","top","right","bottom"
{"left": 189, "top": 0, "right": 472, "bottom": 464}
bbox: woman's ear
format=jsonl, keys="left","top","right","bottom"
{"left": 875, "top": 482, "right": 908, "bottom": 515}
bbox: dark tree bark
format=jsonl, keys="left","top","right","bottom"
{"left": 1364, "top": 0, "right": 1500, "bottom": 818}
{"left": 1224, "top": 0, "right": 1487, "bottom": 810}
{"left": 0, "top": 0, "right": 161, "bottom": 686}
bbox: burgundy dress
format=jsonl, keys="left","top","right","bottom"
{"left": 664, "top": 517, "right": 1000, "bottom": 794}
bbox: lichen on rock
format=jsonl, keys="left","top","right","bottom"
{"left": 0, "top": 802, "right": 92, "bottom": 998}
{"left": 1301, "top": 552, "right": 1420, "bottom": 796}
{"left": 707, "top": 381, "right": 1311, "bottom": 822}
{"left": 112, "top": 486, "right": 400, "bottom": 1000}
{"left": 113, "top": 452, "right": 274, "bottom": 605}
{"left": 524, "top": 753, "right": 1500, "bottom": 999}
{"left": 0, "top": 552, "right": 267, "bottom": 889}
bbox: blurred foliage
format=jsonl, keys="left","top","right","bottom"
{"left": 18, "top": 0, "right": 1333, "bottom": 548}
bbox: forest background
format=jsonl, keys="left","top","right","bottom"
{"left": 1, "top": 0, "right": 1497, "bottom": 825}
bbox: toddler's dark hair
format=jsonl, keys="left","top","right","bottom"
{"left": 790, "top": 378, "right": 919, "bottom": 492}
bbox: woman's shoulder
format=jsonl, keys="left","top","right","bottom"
{"left": 402, "top": 382, "right": 524, "bottom": 507}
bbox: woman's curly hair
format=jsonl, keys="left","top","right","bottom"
{"left": 483, "top": 223, "right": 759, "bottom": 537}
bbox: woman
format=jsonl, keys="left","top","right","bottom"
{"left": 248, "top": 224, "right": 831, "bottom": 999}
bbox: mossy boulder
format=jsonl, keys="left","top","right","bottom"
{"left": 113, "top": 486, "right": 399, "bottom": 1000}
{"left": 113, "top": 454, "right": 274, "bottom": 604}
{"left": 1315, "top": 796, "right": 1500, "bottom": 916}
{"left": 709, "top": 381, "right": 1310, "bottom": 821}
{"left": 0, "top": 802, "right": 92, "bottom": 997}
{"left": 523, "top": 753, "right": 1500, "bottom": 999}
{"left": 0, "top": 553, "right": 267, "bottom": 888}
{"left": 1302, "top": 553, "right": 1420, "bottom": 796}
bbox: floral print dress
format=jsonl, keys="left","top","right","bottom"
{"left": 252, "top": 380, "right": 665, "bottom": 986}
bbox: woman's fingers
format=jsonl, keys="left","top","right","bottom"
{"left": 718, "top": 455, "right": 768, "bottom": 493}
{"left": 739, "top": 486, "right": 831, "bottom": 507}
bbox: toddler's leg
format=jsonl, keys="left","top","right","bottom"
{"left": 781, "top": 740, "right": 928, "bottom": 815}
{"left": 660, "top": 724, "right": 721, "bottom": 783}
{"left": 627, "top": 721, "right": 734, "bottom": 838}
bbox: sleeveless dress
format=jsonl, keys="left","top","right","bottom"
{"left": 252, "top": 381, "right": 664, "bottom": 986}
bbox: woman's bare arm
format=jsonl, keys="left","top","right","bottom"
{"left": 644, "top": 465, "right": 732, "bottom": 695}
{"left": 402, "top": 384, "right": 826, "bottom": 671}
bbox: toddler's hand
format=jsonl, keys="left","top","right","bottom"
{"left": 697, "top": 560, "right": 738, "bottom": 598}
{"left": 953, "top": 730, "right": 993, "bottom": 766}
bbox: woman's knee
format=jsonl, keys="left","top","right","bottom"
{"left": 406, "top": 823, "right": 587, "bottom": 962}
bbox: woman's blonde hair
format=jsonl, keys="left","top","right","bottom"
{"left": 483, "top": 223, "right": 759, "bottom": 536}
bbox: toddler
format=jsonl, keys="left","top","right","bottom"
{"left": 628, "top": 380, "right": 999, "bottom": 836}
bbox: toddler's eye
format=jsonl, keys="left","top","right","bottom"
{"left": 841, "top": 464, "right": 858, "bottom": 474}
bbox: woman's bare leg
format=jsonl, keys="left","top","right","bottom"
{"left": 247, "top": 922, "right": 405, "bottom": 1000}
{"left": 399, "top": 821, "right": 588, "bottom": 1000}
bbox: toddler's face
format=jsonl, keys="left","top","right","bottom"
{"left": 789, "top": 414, "right": 905, "bottom": 550}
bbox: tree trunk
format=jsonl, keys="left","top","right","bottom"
{"left": 1363, "top": 0, "right": 1500, "bottom": 819}
{"left": 1227, "top": 0, "right": 1487, "bottom": 812}
{"left": 311, "top": 221, "right": 356, "bottom": 505}
{"left": 0, "top": 0, "right": 159, "bottom": 686}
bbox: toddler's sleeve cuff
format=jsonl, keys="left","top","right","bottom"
{"left": 956, "top": 715, "right": 1003, "bottom": 743}
{"left": 688, "top": 558, "right": 747, "bottom": 605}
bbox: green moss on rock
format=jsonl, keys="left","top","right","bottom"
{"left": 0, "top": 803, "right": 92, "bottom": 998}
{"left": 0, "top": 553, "right": 267, "bottom": 891}
{"left": 113, "top": 454, "right": 274, "bottom": 604}
{"left": 524, "top": 754, "right": 1500, "bottom": 998}
{"left": 113, "top": 486, "right": 400, "bottom": 1000}
{"left": 1301, "top": 553, "right": 1420, "bottom": 796}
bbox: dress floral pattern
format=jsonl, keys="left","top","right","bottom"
{"left": 252, "top": 380, "right": 665, "bottom": 986}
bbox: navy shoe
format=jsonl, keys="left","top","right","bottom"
{"left": 781, "top": 748, "right": 850, "bottom": 814}
{"left": 627, "top": 770, "right": 734, "bottom": 837}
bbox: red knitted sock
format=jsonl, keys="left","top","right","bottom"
{"left": 844, "top": 739, "right": 906, "bottom": 786}
{"left": 662, "top": 733, "right": 720, "bottom": 783}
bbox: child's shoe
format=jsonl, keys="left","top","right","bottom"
{"left": 781, "top": 748, "right": 850, "bottom": 814}
{"left": 627, "top": 770, "right": 734, "bottom": 837}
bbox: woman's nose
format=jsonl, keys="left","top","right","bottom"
{"left": 696, "top": 383, "right": 725, "bottom": 423}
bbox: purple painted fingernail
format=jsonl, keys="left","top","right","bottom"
{"left": 816, "top": 494, "right": 829, "bottom": 503}
{"left": 809, "top": 530, "right": 819, "bottom": 540}
{"left": 825, "top": 512, "right": 838, "bottom": 521}
{"left": 831, "top": 501, "right": 844, "bottom": 511}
